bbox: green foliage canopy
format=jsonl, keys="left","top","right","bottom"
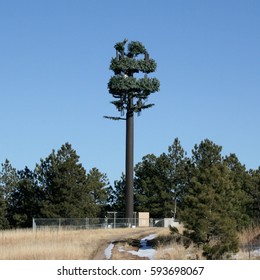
{"left": 106, "top": 39, "right": 160, "bottom": 119}
{"left": 0, "top": 143, "right": 111, "bottom": 228}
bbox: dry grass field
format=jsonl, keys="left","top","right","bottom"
{"left": 153, "top": 226, "right": 204, "bottom": 260}
{"left": 155, "top": 225, "right": 260, "bottom": 260}
{"left": 1, "top": 225, "right": 259, "bottom": 260}
{"left": 236, "top": 226, "right": 260, "bottom": 260}
{"left": 0, "top": 227, "right": 166, "bottom": 260}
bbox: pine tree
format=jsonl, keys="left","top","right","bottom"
{"left": 7, "top": 167, "right": 41, "bottom": 228}
{"left": 134, "top": 153, "right": 175, "bottom": 217}
{"left": 224, "top": 153, "right": 251, "bottom": 229}
{"left": 107, "top": 173, "right": 126, "bottom": 213}
{"left": 0, "top": 187, "right": 9, "bottom": 229}
{"left": 166, "top": 138, "right": 190, "bottom": 220}
{"left": 0, "top": 159, "right": 19, "bottom": 228}
{"left": 134, "top": 138, "right": 188, "bottom": 218}
{"left": 0, "top": 159, "right": 19, "bottom": 203}
{"left": 35, "top": 143, "right": 97, "bottom": 218}
{"left": 87, "top": 167, "right": 110, "bottom": 217}
{"left": 247, "top": 167, "right": 260, "bottom": 224}
{"left": 134, "top": 154, "right": 163, "bottom": 217}
{"left": 180, "top": 139, "right": 239, "bottom": 259}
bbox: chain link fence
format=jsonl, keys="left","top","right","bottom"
{"left": 32, "top": 217, "right": 169, "bottom": 231}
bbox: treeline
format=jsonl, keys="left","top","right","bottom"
{"left": 1, "top": 138, "right": 260, "bottom": 258}
{"left": 0, "top": 143, "right": 110, "bottom": 228}
{"left": 111, "top": 138, "right": 260, "bottom": 224}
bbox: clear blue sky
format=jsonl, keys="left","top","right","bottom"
{"left": 0, "top": 0, "right": 259, "bottom": 184}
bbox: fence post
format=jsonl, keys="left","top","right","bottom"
{"left": 85, "top": 218, "right": 89, "bottom": 229}
{"left": 32, "top": 218, "right": 36, "bottom": 231}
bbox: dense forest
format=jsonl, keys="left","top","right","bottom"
{"left": 1, "top": 138, "right": 260, "bottom": 259}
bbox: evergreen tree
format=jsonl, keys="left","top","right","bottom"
{"left": 35, "top": 143, "right": 97, "bottom": 218}
{"left": 7, "top": 167, "right": 41, "bottom": 228}
{"left": 180, "top": 139, "right": 239, "bottom": 259}
{"left": 247, "top": 167, "right": 260, "bottom": 224}
{"left": 0, "top": 159, "right": 19, "bottom": 203}
{"left": 223, "top": 153, "right": 251, "bottom": 229}
{"left": 0, "top": 159, "right": 19, "bottom": 228}
{"left": 135, "top": 154, "right": 163, "bottom": 217}
{"left": 166, "top": 138, "right": 189, "bottom": 220}
{"left": 87, "top": 167, "right": 110, "bottom": 217}
{"left": 134, "top": 153, "right": 175, "bottom": 217}
{"left": 0, "top": 187, "right": 9, "bottom": 229}
{"left": 107, "top": 173, "right": 126, "bottom": 213}
{"left": 134, "top": 138, "right": 188, "bottom": 218}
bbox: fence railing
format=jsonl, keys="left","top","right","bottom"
{"left": 32, "top": 217, "right": 171, "bottom": 231}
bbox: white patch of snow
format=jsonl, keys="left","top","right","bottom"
{"left": 252, "top": 248, "right": 260, "bottom": 257}
{"left": 118, "top": 246, "right": 125, "bottom": 253}
{"left": 104, "top": 242, "right": 114, "bottom": 259}
{"left": 127, "top": 233, "right": 157, "bottom": 260}
{"left": 128, "top": 248, "right": 157, "bottom": 259}
{"left": 140, "top": 234, "right": 157, "bottom": 247}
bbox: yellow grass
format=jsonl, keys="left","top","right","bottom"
{"left": 235, "top": 225, "right": 260, "bottom": 260}
{"left": 155, "top": 225, "right": 260, "bottom": 260}
{"left": 0, "top": 227, "right": 164, "bottom": 260}
{"left": 238, "top": 225, "right": 260, "bottom": 246}
{"left": 2, "top": 224, "right": 258, "bottom": 260}
{"left": 154, "top": 226, "right": 203, "bottom": 260}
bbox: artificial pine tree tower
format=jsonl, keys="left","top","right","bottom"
{"left": 105, "top": 39, "right": 160, "bottom": 222}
